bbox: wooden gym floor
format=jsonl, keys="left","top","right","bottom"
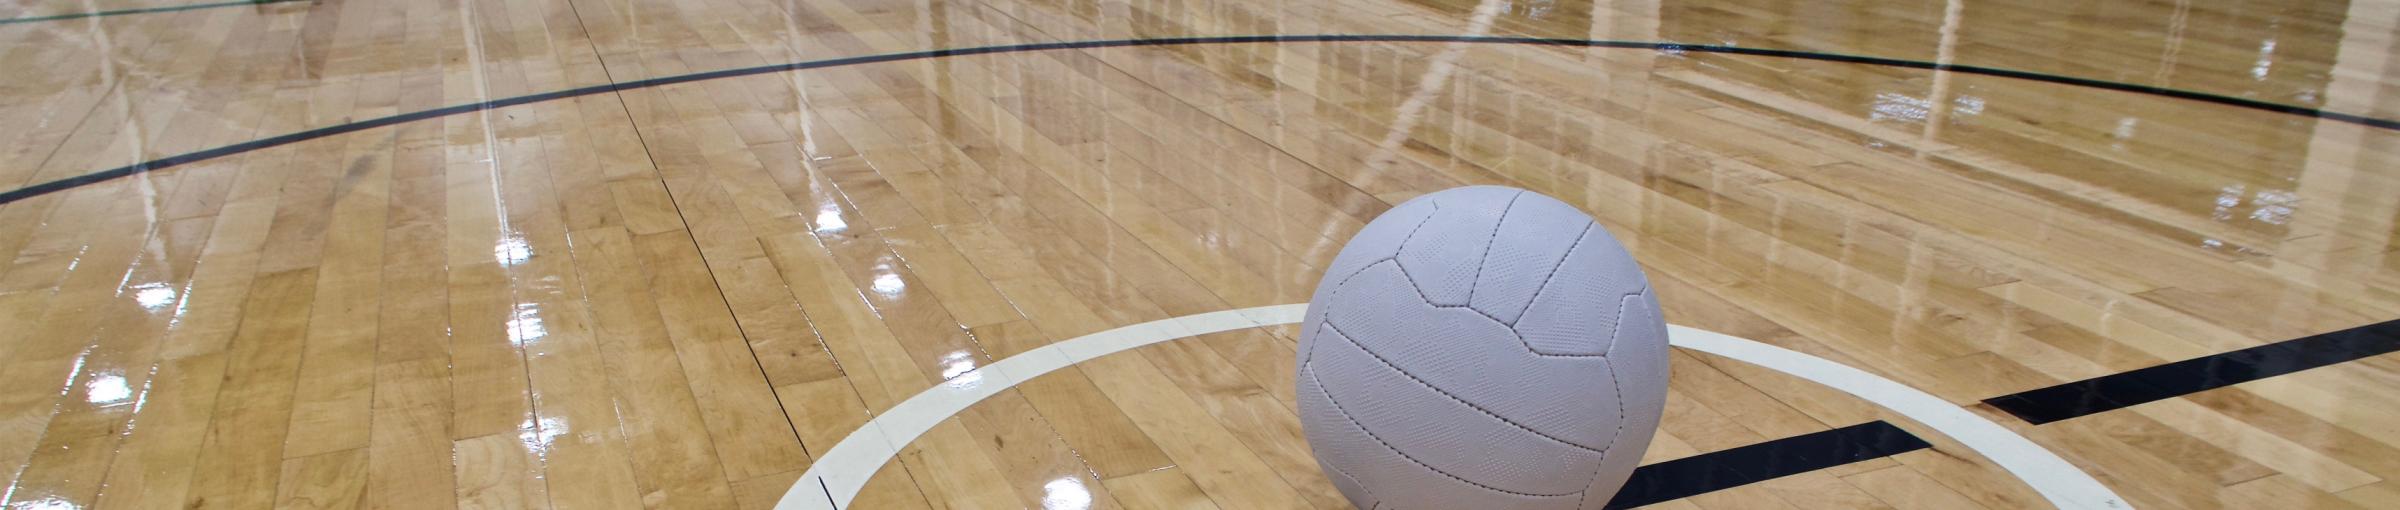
{"left": 2, "top": 0, "right": 2398, "bottom": 508}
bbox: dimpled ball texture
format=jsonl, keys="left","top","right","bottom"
{"left": 1297, "top": 186, "right": 1671, "bottom": 510}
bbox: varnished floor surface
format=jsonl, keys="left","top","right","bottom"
{"left": 4, "top": 0, "right": 2400, "bottom": 508}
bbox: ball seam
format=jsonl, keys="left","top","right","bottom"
{"left": 1305, "top": 368, "right": 1584, "bottom": 498}
{"left": 1306, "top": 204, "right": 1447, "bottom": 366}
{"left": 1322, "top": 316, "right": 1618, "bottom": 455}
{"left": 1387, "top": 255, "right": 1611, "bottom": 359}
{"left": 1510, "top": 223, "right": 1620, "bottom": 357}
{"left": 1460, "top": 190, "right": 1527, "bottom": 308}
{"left": 1577, "top": 285, "right": 1653, "bottom": 510}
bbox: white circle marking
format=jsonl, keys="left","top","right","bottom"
{"left": 773, "top": 304, "right": 2127, "bottom": 510}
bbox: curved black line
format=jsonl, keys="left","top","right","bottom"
{"left": 0, "top": 0, "right": 308, "bottom": 25}
{"left": 8, "top": 34, "right": 2394, "bottom": 205}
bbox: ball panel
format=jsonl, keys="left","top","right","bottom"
{"left": 1514, "top": 226, "right": 1648, "bottom": 357}
{"left": 1468, "top": 194, "right": 1595, "bottom": 326}
{"left": 1317, "top": 458, "right": 1380, "bottom": 510}
{"left": 1395, "top": 186, "right": 1522, "bottom": 306}
{"left": 1300, "top": 365, "right": 1586, "bottom": 510}
{"left": 1580, "top": 290, "right": 1670, "bottom": 509}
{"left": 1305, "top": 197, "right": 1440, "bottom": 366}
{"left": 1310, "top": 322, "right": 1604, "bottom": 494}
{"left": 1321, "top": 262, "right": 1620, "bottom": 450}
{"left": 1606, "top": 289, "right": 1671, "bottom": 438}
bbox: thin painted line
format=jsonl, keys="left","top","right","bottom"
{"left": 816, "top": 477, "right": 836, "bottom": 509}
{"left": 1602, "top": 420, "right": 1931, "bottom": 509}
{"left": 0, "top": 0, "right": 307, "bottom": 25}
{"left": 771, "top": 304, "right": 2128, "bottom": 510}
{"left": 1984, "top": 318, "right": 2400, "bottom": 424}
{"left": 8, "top": 34, "right": 2397, "bottom": 205}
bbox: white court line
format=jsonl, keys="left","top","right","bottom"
{"left": 774, "top": 304, "right": 2128, "bottom": 510}
{"left": 1664, "top": 326, "right": 2127, "bottom": 510}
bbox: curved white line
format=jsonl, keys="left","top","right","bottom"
{"left": 1663, "top": 326, "right": 2127, "bottom": 510}
{"left": 773, "top": 304, "right": 2127, "bottom": 510}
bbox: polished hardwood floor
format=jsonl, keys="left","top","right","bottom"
{"left": 2, "top": 0, "right": 2398, "bottom": 508}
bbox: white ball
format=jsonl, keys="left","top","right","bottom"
{"left": 1298, "top": 186, "right": 1670, "bottom": 510}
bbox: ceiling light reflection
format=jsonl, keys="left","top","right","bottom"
{"left": 495, "top": 236, "right": 533, "bottom": 265}
{"left": 815, "top": 210, "right": 848, "bottom": 234}
{"left": 87, "top": 374, "right": 131, "bottom": 405}
{"left": 1042, "top": 477, "right": 1093, "bottom": 510}
{"left": 872, "top": 273, "right": 905, "bottom": 296}
{"left": 940, "top": 351, "right": 983, "bottom": 389}
{"left": 132, "top": 282, "right": 177, "bottom": 310}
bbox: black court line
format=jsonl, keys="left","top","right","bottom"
{"left": 1606, "top": 420, "right": 1931, "bottom": 508}
{"left": 0, "top": 0, "right": 307, "bottom": 25}
{"left": 1605, "top": 319, "right": 2400, "bottom": 504}
{"left": 1985, "top": 318, "right": 2400, "bottom": 424}
{"left": 9, "top": 34, "right": 2400, "bottom": 205}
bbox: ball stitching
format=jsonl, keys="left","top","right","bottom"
{"left": 1305, "top": 368, "right": 1585, "bottom": 498}
{"left": 1460, "top": 190, "right": 1527, "bottom": 306}
{"left": 1322, "top": 314, "right": 1619, "bottom": 454}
